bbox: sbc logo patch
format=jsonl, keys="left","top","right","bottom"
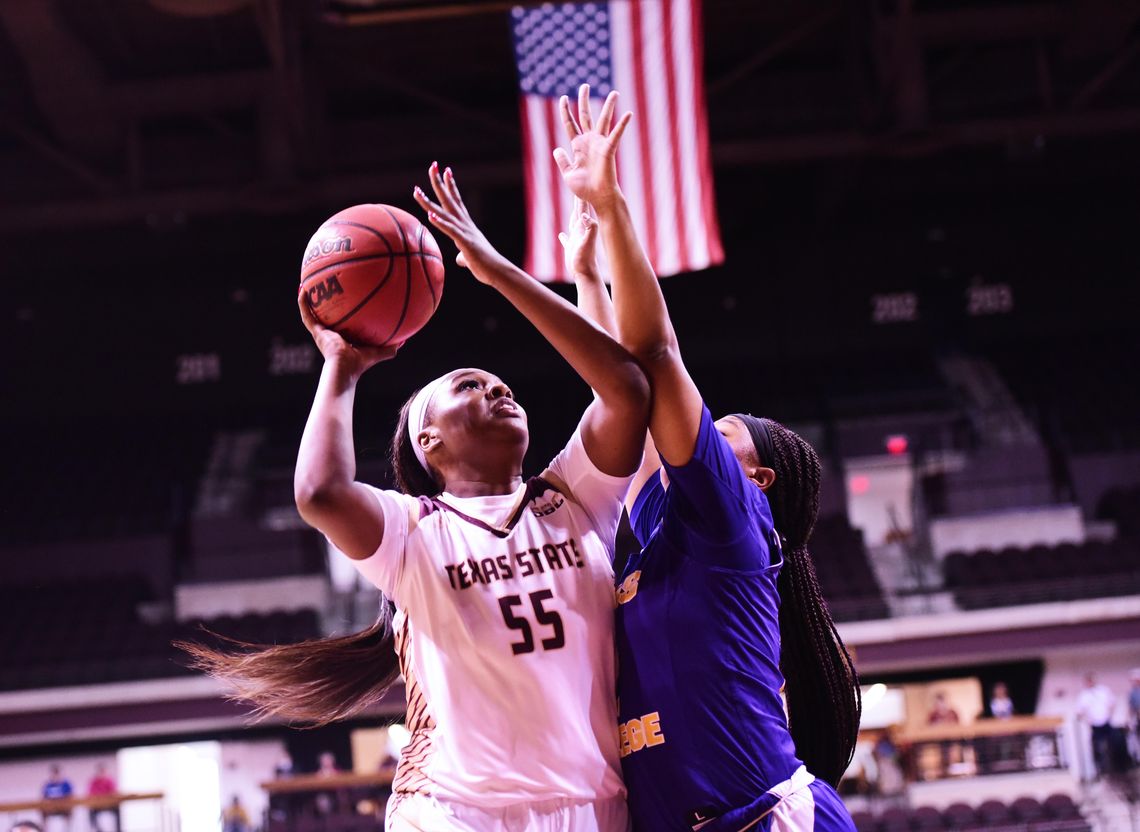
{"left": 617, "top": 570, "right": 641, "bottom": 605}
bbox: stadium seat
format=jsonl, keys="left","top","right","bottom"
{"left": 942, "top": 534, "right": 1140, "bottom": 608}
{"left": 976, "top": 798, "right": 1011, "bottom": 826}
{"left": 877, "top": 806, "right": 911, "bottom": 832}
{"left": 911, "top": 805, "right": 944, "bottom": 830}
{"left": 1010, "top": 796, "right": 1046, "bottom": 822}
{"left": 1043, "top": 793, "right": 1081, "bottom": 820}
{"left": 941, "top": 802, "right": 977, "bottom": 829}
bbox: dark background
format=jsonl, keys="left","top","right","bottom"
{"left": 2, "top": 0, "right": 1139, "bottom": 477}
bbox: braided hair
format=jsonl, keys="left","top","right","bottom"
{"left": 175, "top": 389, "right": 440, "bottom": 724}
{"left": 763, "top": 419, "right": 861, "bottom": 787}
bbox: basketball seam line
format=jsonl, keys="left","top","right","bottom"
{"left": 374, "top": 205, "right": 415, "bottom": 345}
{"left": 324, "top": 221, "right": 396, "bottom": 330}
{"left": 416, "top": 223, "right": 440, "bottom": 310}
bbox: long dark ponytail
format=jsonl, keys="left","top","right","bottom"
{"left": 177, "top": 390, "right": 441, "bottom": 725}
{"left": 764, "top": 419, "right": 861, "bottom": 787}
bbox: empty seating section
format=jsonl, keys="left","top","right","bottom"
{"left": 0, "top": 420, "right": 211, "bottom": 547}
{"left": 851, "top": 793, "right": 1089, "bottom": 831}
{"left": 989, "top": 337, "right": 1140, "bottom": 453}
{"left": 811, "top": 515, "right": 890, "bottom": 621}
{"left": 693, "top": 354, "right": 957, "bottom": 427}
{"left": 0, "top": 575, "right": 320, "bottom": 691}
{"left": 943, "top": 538, "right": 1140, "bottom": 609}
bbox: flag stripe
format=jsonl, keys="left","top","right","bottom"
{"left": 660, "top": 0, "right": 689, "bottom": 272}
{"left": 671, "top": 0, "right": 707, "bottom": 269}
{"left": 641, "top": 0, "right": 679, "bottom": 275}
{"left": 609, "top": 0, "right": 650, "bottom": 271}
{"left": 544, "top": 101, "right": 566, "bottom": 278}
{"left": 519, "top": 96, "right": 541, "bottom": 278}
{"left": 628, "top": 0, "right": 661, "bottom": 271}
{"left": 528, "top": 96, "right": 556, "bottom": 278}
{"left": 689, "top": 0, "right": 723, "bottom": 265}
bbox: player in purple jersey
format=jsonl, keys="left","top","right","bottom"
{"left": 554, "top": 85, "right": 860, "bottom": 831}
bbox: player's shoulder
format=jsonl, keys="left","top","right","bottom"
{"left": 527, "top": 475, "right": 572, "bottom": 520}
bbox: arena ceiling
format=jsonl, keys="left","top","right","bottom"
{"left": 1, "top": 0, "right": 1139, "bottom": 234}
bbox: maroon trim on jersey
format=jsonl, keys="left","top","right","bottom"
{"left": 429, "top": 477, "right": 560, "bottom": 539}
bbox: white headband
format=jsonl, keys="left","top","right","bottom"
{"left": 407, "top": 372, "right": 459, "bottom": 473}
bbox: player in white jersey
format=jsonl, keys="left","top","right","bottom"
{"left": 181, "top": 162, "right": 646, "bottom": 832}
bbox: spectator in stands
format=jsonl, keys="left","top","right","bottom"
{"left": 273, "top": 753, "right": 293, "bottom": 779}
{"left": 927, "top": 692, "right": 961, "bottom": 725}
{"left": 42, "top": 764, "right": 73, "bottom": 799}
{"left": 871, "top": 730, "right": 906, "bottom": 806}
{"left": 221, "top": 796, "right": 251, "bottom": 832}
{"left": 316, "top": 751, "right": 339, "bottom": 777}
{"left": 990, "top": 681, "right": 1015, "bottom": 719}
{"left": 86, "top": 763, "right": 119, "bottom": 832}
{"left": 1076, "top": 672, "right": 1117, "bottom": 776}
{"left": 87, "top": 763, "right": 116, "bottom": 795}
{"left": 927, "top": 692, "right": 963, "bottom": 777}
{"left": 1127, "top": 669, "right": 1140, "bottom": 764}
{"left": 10, "top": 823, "right": 43, "bottom": 832}
{"left": 41, "top": 765, "right": 73, "bottom": 832}
{"left": 313, "top": 751, "right": 342, "bottom": 815}
{"left": 1129, "top": 669, "right": 1140, "bottom": 733}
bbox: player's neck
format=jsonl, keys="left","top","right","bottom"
{"left": 442, "top": 472, "right": 525, "bottom": 499}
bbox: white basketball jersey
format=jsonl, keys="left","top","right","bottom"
{"left": 352, "top": 428, "right": 630, "bottom": 812}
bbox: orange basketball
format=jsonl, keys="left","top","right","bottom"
{"left": 299, "top": 204, "right": 445, "bottom": 347}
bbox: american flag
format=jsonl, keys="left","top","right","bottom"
{"left": 511, "top": 0, "right": 724, "bottom": 282}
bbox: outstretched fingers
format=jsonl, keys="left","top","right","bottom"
{"left": 553, "top": 146, "right": 572, "bottom": 176}
{"left": 413, "top": 184, "right": 460, "bottom": 238}
{"left": 577, "top": 83, "right": 594, "bottom": 131}
{"left": 426, "top": 161, "right": 460, "bottom": 216}
{"left": 596, "top": 90, "right": 618, "bottom": 135}
{"left": 559, "top": 95, "right": 582, "bottom": 142}
{"left": 607, "top": 111, "right": 633, "bottom": 151}
{"left": 441, "top": 166, "right": 469, "bottom": 218}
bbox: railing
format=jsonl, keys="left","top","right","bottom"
{"left": 896, "top": 716, "right": 1065, "bottom": 781}
{"left": 263, "top": 773, "right": 394, "bottom": 832}
{"left": 0, "top": 793, "right": 167, "bottom": 832}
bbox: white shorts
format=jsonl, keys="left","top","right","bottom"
{"left": 386, "top": 793, "right": 630, "bottom": 832}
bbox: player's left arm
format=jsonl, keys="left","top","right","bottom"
{"left": 560, "top": 189, "right": 660, "bottom": 509}
{"left": 560, "top": 196, "right": 620, "bottom": 338}
{"left": 413, "top": 164, "right": 649, "bottom": 477}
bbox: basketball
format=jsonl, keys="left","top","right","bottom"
{"left": 299, "top": 204, "right": 445, "bottom": 347}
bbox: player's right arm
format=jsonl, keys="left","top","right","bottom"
{"left": 293, "top": 291, "right": 398, "bottom": 559}
{"left": 555, "top": 85, "right": 704, "bottom": 471}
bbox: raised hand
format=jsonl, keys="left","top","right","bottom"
{"left": 413, "top": 162, "right": 508, "bottom": 284}
{"left": 558, "top": 196, "right": 600, "bottom": 280}
{"left": 298, "top": 289, "right": 398, "bottom": 376}
{"left": 553, "top": 84, "right": 632, "bottom": 209}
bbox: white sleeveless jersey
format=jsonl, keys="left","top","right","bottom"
{"left": 352, "top": 428, "right": 630, "bottom": 811}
